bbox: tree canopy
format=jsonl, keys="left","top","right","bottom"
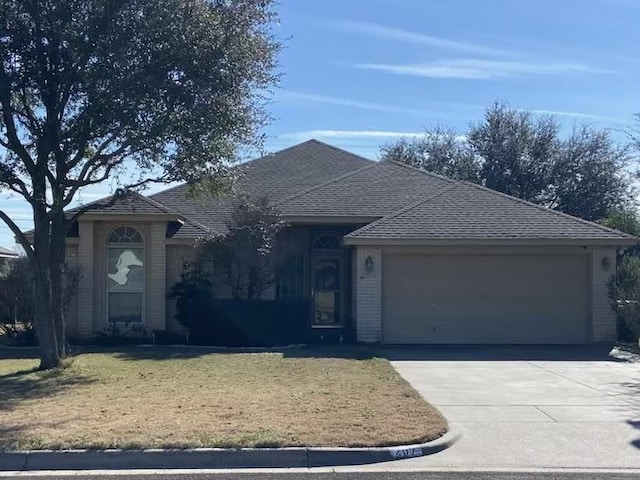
{"left": 0, "top": 0, "right": 281, "bottom": 368}
{"left": 381, "top": 102, "right": 635, "bottom": 221}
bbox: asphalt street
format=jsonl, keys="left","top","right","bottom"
{"left": 4, "top": 472, "right": 640, "bottom": 480}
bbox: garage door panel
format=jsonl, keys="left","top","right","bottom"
{"left": 382, "top": 254, "right": 589, "bottom": 344}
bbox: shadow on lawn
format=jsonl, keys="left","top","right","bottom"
{"left": 0, "top": 366, "right": 96, "bottom": 411}
{"left": 0, "top": 423, "right": 28, "bottom": 450}
{"left": 109, "top": 345, "right": 379, "bottom": 361}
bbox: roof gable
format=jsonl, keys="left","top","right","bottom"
{"left": 149, "top": 139, "right": 373, "bottom": 236}
{"left": 69, "top": 192, "right": 175, "bottom": 216}
{"left": 346, "top": 182, "right": 635, "bottom": 244}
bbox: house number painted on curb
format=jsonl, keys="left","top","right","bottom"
{"left": 390, "top": 447, "right": 423, "bottom": 459}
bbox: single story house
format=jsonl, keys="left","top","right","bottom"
{"left": 0, "top": 246, "right": 19, "bottom": 272}
{"left": 59, "top": 139, "right": 635, "bottom": 344}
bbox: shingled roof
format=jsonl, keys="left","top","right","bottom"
{"left": 68, "top": 191, "right": 177, "bottom": 216}
{"left": 344, "top": 182, "right": 636, "bottom": 244}
{"left": 276, "top": 161, "right": 454, "bottom": 218}
{"left": 149, "top": 139, "right": 373, "bottom": 236}
{"left": 0, "top": 246, "right": 18, "bottom": 258}
{"left": 66, "top": 139, "right": 635, "bottom": 245}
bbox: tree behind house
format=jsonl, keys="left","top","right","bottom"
{"left": 0, "top": 0, "right": 280, "bottom": 368}
{"left": 381, "top": 102, "right": 635, "bottom": 221}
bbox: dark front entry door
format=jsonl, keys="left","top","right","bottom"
{"left": 312, "top": 257, "right": 340, "bottom": 325}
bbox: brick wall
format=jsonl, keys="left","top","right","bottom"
{"left": 354, "top": 247, "right": 382, "bottom": 343}
{"left": 73, "top": 220, "right": 168, "bottom": 337}
{"left": 147, "top": 223, "right": 167, "bottom": 332}
{"left": 76, "top": 221, "right": 94, "bottom": 336}
{"left": 591, "top": 247, "right": 617, "bottom": 342}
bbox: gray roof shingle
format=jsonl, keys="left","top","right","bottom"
{"left": 63, "top": 140, "right": 634, "bottom": 244}
{"left": 69, "top": 192, "right": 175, "bottom": 215}
{"left": 150, "top": 139, "right": 373, "bottom": 236}
{"left": 276, "top": 160, "right": 455, "bottom": 218}
{"left": 345, "top": 182, "right": 635, "bottom": 243}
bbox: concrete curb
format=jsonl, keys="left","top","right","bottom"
{"left": 0, "top": 430, "right": 460, "bottom": 471}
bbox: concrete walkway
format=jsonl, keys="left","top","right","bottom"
{"left": 383, "top": 346, "right": 640, "bottom": 470}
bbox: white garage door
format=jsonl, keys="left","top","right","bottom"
{"left": 383, "top": 254, "right": 589, "bottom": 344}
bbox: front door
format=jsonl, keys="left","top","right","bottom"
{"left": 312, "top": 257, "right": 341, "bottom": 325}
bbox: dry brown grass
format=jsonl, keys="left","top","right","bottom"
{"left": 0, "top": 348, "right": 447, "bottom": 450}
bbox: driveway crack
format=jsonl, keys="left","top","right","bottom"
{"left": 534, "top": 405, "right": 558, "bottom": 422}
{"left": 527, "top": 361, "right": 611, "bottom": 395}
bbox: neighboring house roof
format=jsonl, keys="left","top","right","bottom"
{"left": 0, "top": 246, "right": 19, "bottom": 258}
{"left": 62, "top": 139, "right": 635, "bottom": 245}
{"left": 344, "top": 182, "right": 636, "bottom": 244}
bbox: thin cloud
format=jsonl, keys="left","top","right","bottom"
{"left": 279, "top": 91, "right": 449, "bottom": 118}
{"left": 279, "top": 130, "right": 425, "bottom": 141}
{"left": 326, "top": 19, "right": 508, "bottom": 56}
{"left": 528, "top": 109, "right": 627, "bottom": 123}
{"left": 356, "top": 59, "right": 615, "bottom": 80}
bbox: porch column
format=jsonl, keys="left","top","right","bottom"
{"left": 147, "top": 222, "right": 167, "bottom": 332}
{"left": 76, "top": 220, "right": 94, "bottom": 337}
{"left": 355, "top": 247, "right": 382, "bottom": 343}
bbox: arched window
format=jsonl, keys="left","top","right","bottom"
{"left": 106, "top": 226, "right": 144, "bottom": 324}
{"left": 312, "top": 234, "right": 341, "bottom": 251}
{"left": 107, "top": 226, "right": 143, "bottom": 244}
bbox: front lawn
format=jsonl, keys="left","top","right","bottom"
{"left": 0, "top": 348, "right": 447, "bottom": 450}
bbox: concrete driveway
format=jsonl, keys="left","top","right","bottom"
{"left": 386, "top": 346, "right": 640, "bottom": 469}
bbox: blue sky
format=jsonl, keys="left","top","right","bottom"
{"left": 1, "top": 0, "right": 639, "bottom": 248}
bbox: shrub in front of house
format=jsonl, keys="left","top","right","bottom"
{"left": 181, "top": 296, "right": 311, "bottom": 347}
{"left": 608, "top": 255, "right": 640, "bottom": 344}
{"left": 168, "top": 197, "right": 311, "bottom": 347}
{"left": 0, "top": 256, "right": 81, "bottom": 347}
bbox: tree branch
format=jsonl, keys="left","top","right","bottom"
{"left": 65, "top": 189, "right": 126, "bottom": 224}
{"left": 0, "top": 209, "right": 35, "bottom": 261}
{"left": 0, "top": 94, "right": 37, "bottom": 175}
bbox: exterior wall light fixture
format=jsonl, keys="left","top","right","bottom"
{"left": 364, "top": 255, "right": 375, "bottom": 275}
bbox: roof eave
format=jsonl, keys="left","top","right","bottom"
{"left": 343, "top": 237, "right": 638, "bottom": 247}
{"left": 79, "top": 212, "right": 186, "bottom": 222}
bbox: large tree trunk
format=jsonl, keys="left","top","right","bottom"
{"left": 50, "top": 213, "right": 67, "bottom": 360}
{"left": 33, "top": 271, "right": 61, "bottom": 370}
{"left": 32, "top": 208, "right": 64, "bottom": 370}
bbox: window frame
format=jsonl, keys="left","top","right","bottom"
{"left": 105, "top": 226, "right": 146, "bottom": 325}
{"left": 311, "top": 233, "right": 341, "bottom": 251}
{"left": 276, "top": 253, "right": 305, "bottom": 300}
